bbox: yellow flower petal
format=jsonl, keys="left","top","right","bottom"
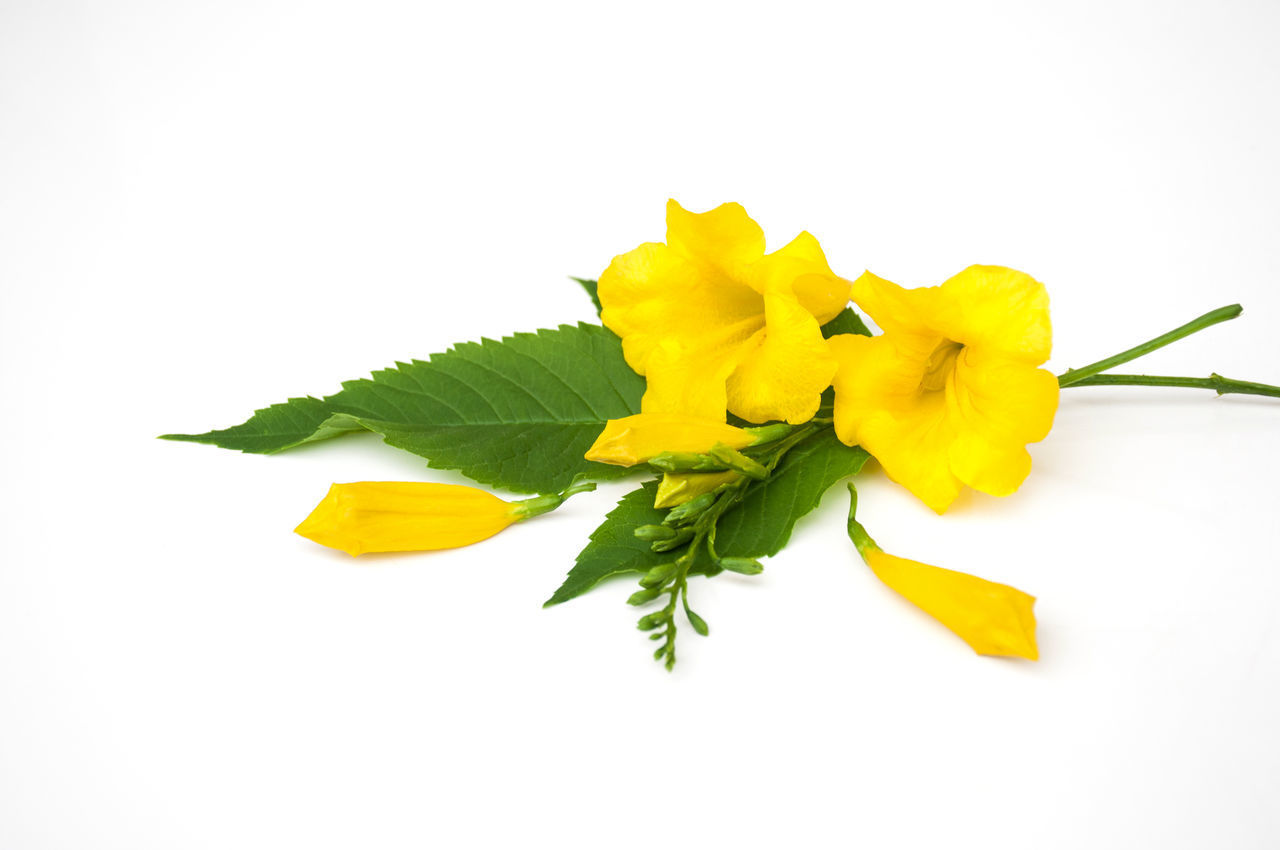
{"left": 930, "top": 265, "right": 1052, "bottom": 364}
{"left": 858, "top": 394, "right": 965, "bottom": 514}
{"left": 726, "top": 292, "right": 838, "bottom": 424}
{"left": 295, "top": 482, "right": 518, "bottom": 556}
{"left": 850, "top": 270, "right": 937, "bottom": 333}
{"left": 754, "top": 231, "right": 851, "bottom": 323}
{"left": 654, "top": 470, "right": 741, "bottom": 508}
{"left": 584, "top": 413, "right": 756, "bottom": 467}
{"left": 864, "top": 549, "right": 1039, "bottom": 660}
{"left": 639, "top": 337, "right": 744, "bottom": 421}
{"left": 952, "top": 347, "right": 1060, "bottom": 445}
{"left": 664, "top": 199, "right": 766, "bottom": 280}
{"left": 600, "top": 242, "right": 763, "bottom": 380}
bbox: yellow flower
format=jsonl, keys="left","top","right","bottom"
{"left": 584, "top": 413, "right": 758, "bottom": 467}
{"left": 846, "top": 484, "right": 1037, "bottom": 659}
{"left": 828, "top": 265, "right": 1059, "bottom": 513}
{"left": 295, "top": 481, "right": 585, "bottom": 556}
{"left": 653, "top": 470, "right": 741, "bottom": 508}
{"left": 598, "top": 200, "right": 851, "bottom": 424}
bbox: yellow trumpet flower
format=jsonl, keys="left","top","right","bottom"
{"left": 584, "top": 413, "right": 765, "bottom": 467}
{"left": 295, "top": 481, "right": 590, "bottom": 556}
{"left": 828, "top": 265, "right": 1059, "bottom": 513}
{"left": 598, "top": 200, "right": 851, "bottom": 424}
{"left": 846, "top": 484, "right": 1038, "bottom": 659}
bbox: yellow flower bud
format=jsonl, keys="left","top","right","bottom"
{"left": 862, "top": 550, "right": 1038, "bottom": 660}
{"left": 653, "top": 470, "right": 741, "bottom": 508}
{"left": 295, "top": 481, "right": 522, "bottom": 556}
{"left": 584, "top": 413, "right": 756, "bottom": 467}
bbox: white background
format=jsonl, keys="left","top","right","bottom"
{"left": 3, "top": 1, "right": 1279, "bottom": 847}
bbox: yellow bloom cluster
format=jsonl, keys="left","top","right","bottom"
{"left": 586, "top": 201, "right": 1056, "bottom": 660}
{"left": 594, "top": 201, "right": 1059, "bottom": 515}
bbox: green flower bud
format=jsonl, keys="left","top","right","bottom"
{"left": 627, "top": 587, "right": 663, "bottom": 606}
{"left": 639, "top": 562, "right": 679, "bottom": 588}
{"left": 720, "top": 557, "right": 764, "bottom": 575}
{"left": 634, "top": 524, "right": 677, "bottom": 541}
{"left": 685, "top": 609, "right": 710, "bottom": 636}
{"left": 637, "top": 611, "right": 668, "bottom": 631}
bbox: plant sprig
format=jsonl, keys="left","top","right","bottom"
{"left": 627, "top": 424, "right": 817, "bottom": 670}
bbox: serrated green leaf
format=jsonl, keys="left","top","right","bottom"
{"left": 544, "top": 429, "right": 870, "bottom": 606}
{"left": 714, "top": 429, "right": 870, "bottom": 557}
{"left": 820, "top": 306, "right": 872, "bottom": 338}
{"left": 162, "top": 323, "right": 645, "bottom": 494}
{"left": 573, "top": 277, "right": 602, "bottom": 315}
{"left": 543, "top": 481, "right": 667, "bottom": 607}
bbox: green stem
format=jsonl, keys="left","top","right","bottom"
{"left": 1060, "top": 372, "right": 1280, "bottom": 398}
{"left": 1057, "top": 304, "right": 1242, "bottom": 387}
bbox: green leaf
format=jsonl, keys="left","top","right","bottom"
{"left": 544, "top": 481, "right": 667, "bottom": 607}
{"left": 820, "top": 306, "right": 872, "bottom": 338}
{"left": 544, "top": 429, "right": 870, "bottom": 606}
{"left": 162, "top": 323, "right": 645, "bottom": 494}
{"left": 714, "top": 429, "right": 870, "bottom": 558}
{"left": 573, "top": 277, "right": 602, "bottom": 315}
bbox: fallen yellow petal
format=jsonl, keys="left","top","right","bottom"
{"left": 295, "top": 482, "right": 519, "bottom": 556}
{"left": 863, "top": 549, "right": 1039, "bottom": 660}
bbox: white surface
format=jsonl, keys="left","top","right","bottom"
{"left": 3, "top": 1, "right": 1279, "bottom": 848}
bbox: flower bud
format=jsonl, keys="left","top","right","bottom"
{"left": 627, "top": 587, "right": 664, "bottom": 606}
{"left": 684, "top": 609, "right": 710, "bottom": 636}
{"left": 295, "top": 481, "right": 521, "bottom": 556}
{"left": 634, "top": 524, "right": 678, "bottom": 541}
{"left": 637, "top": 612, "right": 669, "bottom": 631}
{"left": 654, "top": 471, "right": 741, "bottom": 509}
{"left": 639, "top": 562, "right": 679, "bottom": 588}
{"left": 719, "top": 557, "right": 764, "bottom": 575}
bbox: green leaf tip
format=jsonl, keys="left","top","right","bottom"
{"left": 163, "top": 323, "right": 644, "bottom": 494}
{"left": 820, "top": 306, "right": 872, "bottom": 339}
{"left": 572, "top": 277, "right": 602, "bottom": 315}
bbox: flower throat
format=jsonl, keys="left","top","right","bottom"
{"left": 921, "top": 339, "right": 964, "bottom": 392}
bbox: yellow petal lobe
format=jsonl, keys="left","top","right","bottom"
{"left": 295, "top": 482, "right": 518, "bottom": 556}
{"left": 584, "top": 413, "right": 756, "bottom": 468}
{"left": 725, "top": 292, "right": 838, "bottom": 424}
{"left": 864, "top": 549, "right": 1039, "bottom": 660}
